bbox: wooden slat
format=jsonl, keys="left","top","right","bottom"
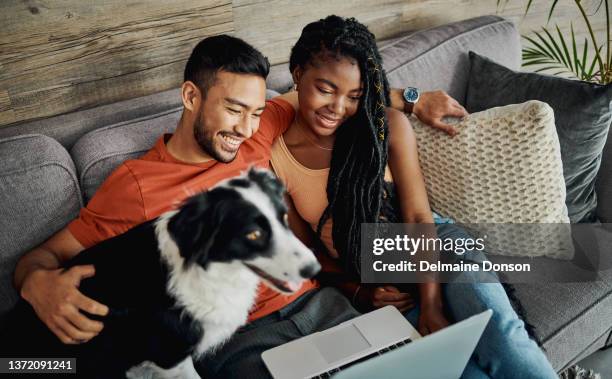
{"left": 0, "top": 0, "right": 233, "bottom": 126}
{"left": 234, "top": 0, "right": 605, "bottom": 69}
{"left": 0, "top": 0, "right": 607, "bottom": 128}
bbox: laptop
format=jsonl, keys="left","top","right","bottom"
{"left": 262, "top": 306, "right": 492, "bottom": 379}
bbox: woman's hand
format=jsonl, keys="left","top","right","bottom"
{"left": 356, "top": 285, "right": 415, "bottom": 313}
{"left": 417, "top": 302, "right": 450, "bottom": 336}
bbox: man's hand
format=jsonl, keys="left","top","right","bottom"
{"left": 413, "top": 90, "right": 468, "bottom": 136}
{"left": 357, "top": 285, "right": 415, "bottom": 313}
{"left": 417, "top": 302, "right": 449, "bottom": 336}
{"left": 20, "top": 265, "right": 109, "bottom": 344}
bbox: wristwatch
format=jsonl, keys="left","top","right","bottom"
{"left": 402, "top": 87, "right": 420, "bottom": 115}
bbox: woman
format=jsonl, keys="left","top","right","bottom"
{"left": 270, "top": 15, "right": 558, "bottom": 379}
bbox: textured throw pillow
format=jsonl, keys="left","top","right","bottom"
{"left": 411, "top": 101, "right": 572, "bottom": 259}
{"left": 466, "top": 51, "right": 612, "bottom": 223}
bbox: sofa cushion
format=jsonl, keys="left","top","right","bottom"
{"left": 512, "top": 269, "right": 612, "bottom": 371}
{"left": 382, "top": 15, "right": 520, "bottom": 105}
{"left": 466, "top": 52, "right": 612, "bottom": 223}
{"left": 0, "top": 134, "right": 82, "bottom": 318}
{"left": 411, "top": 101, "right": 571, "bottom": 258}
{"left": 597, "top": 129, "right": 612, "bottom": 222}
{"left": 71, "top": 109, "right": 181, "bottom": 202}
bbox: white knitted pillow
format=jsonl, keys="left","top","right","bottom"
{"left": 411, "top": 100, "right": 572, "bottom": 259}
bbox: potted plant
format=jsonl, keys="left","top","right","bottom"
{"left": 498, "top": 0, "right": 611, "bottom": 84}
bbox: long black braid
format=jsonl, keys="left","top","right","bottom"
{"left": 289, "top": 15, "right": 391, "bottom": 275}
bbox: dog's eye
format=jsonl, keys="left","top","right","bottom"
{"left": 246, "top": 230, "right": 262, "bottom": 241}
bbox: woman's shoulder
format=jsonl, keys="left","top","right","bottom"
{"left": 384, "top": 107, "right": 410, "bottom": 124}
{"left": 385, "top": 107, "right": 414, "bottom": 136}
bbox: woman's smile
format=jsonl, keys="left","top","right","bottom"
{"left": 315, "top": 111, "right": 341, "bottom": 129}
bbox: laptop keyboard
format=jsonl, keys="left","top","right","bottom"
{"left": 309, "top": 337, "right": 412, "bottom": 379}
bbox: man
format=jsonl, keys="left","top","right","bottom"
{"left": 13, "top": 34, "right": 465, "bottom": 377}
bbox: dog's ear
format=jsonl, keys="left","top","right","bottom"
{"left": 166, "top": 192, "right": 223, "bottom": 268}
{"left": 247, "top": 167, "right": 285, "bottom": 199}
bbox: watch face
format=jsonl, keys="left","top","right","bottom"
{"left": 403, "top": 87, "right": 419, "bottom": 103}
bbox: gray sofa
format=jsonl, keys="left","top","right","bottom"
{"left": 1, "top": 15, "right": 610, "bottom": 373}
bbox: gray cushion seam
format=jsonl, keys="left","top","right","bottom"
{"left": 0, "top": 162, "right": 83, "bottom": 209}
{"left": 540, "top": 289, "right": 612, "bottom": 345}
{"left": 386, "top": 19, "right": 512, "bottom": 74}
{"left": 81, "top": 107, "right": 182, "bottom": 136}
{"left": 79, "top": 149, "right": 149, "bottom": 184}
{"left": 0, "top": 134, "right": 53, "bottom": 146}
{"left": 379, "top": 16, "right": 503, "bottom": 53}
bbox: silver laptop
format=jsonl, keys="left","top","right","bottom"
{"left": 262, "top": 306, "right": 492, "bottom": 379}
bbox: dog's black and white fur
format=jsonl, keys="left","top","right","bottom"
{"left": 0, "top": 168, "right": 320, "bottom": 378}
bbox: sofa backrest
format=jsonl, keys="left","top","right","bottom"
{"left": 0, "top": 135, "right": 82, "bottom": 317}
{"left": 596, "top": 128, "right": 612, "bottom": 221}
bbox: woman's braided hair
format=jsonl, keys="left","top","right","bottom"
{"left": 289, "top": 15, "right": 391, "bottom": 275}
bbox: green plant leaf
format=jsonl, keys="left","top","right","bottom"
{"left": 523, "top": 60, "right": 559, "bottom": 67}
{"left": 553, "top": 70, "right": 574, "bottom": 75}
{"left": 534, "top": 66, "right": 568, "bottom": 73}
{"left": 525, "top": 0, "right": 534, "bottom": 16}
{"left": 548, "top": 0, "right": 560, "bottom": 23}
{"left": 556, "top": 25, "right": 574, "bottom": 72}
{"left": 587, "top": 45, "right": 605, "bottom": 78}
{"left": 523, "top": 35, "right": 556, "bottom": 60}
{"left": 542, "top": 28, "right": 567, "bottom": 66}
{"left": 581, "top": 37, "right": 589, "bottom": 78}
{"left": 572, "top": 23, "right": 580, "bottom": 78}
{"left": 535, "top": 29, "right": 563, "bottom": 63}
{"left": 542, "top": 27, "right": 568, "bottom": 66}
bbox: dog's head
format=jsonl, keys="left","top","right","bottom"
{"left": 165, "top": 168, "right": 321, "bottom": 294}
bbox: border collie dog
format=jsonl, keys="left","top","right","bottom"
{"left": 0, "top": 168, "right": 320, "bottom": 378}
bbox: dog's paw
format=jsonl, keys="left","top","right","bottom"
{"left": 125, "top": 358, "right": 200, "bottom": 379}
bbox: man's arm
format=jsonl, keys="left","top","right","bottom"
{"left": 14, "top": 227, "right": 108, "bottom": 344}
{"left": 275, "top": 88, "right": 468, "bottom": 135}
{"left": 389, "top": 88, "right": 468, "bottom": 135}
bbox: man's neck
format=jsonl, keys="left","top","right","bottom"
{"left": 166, "top": 116, "right": 215, "bottom": 164}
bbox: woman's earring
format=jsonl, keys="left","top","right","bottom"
{"left": 293, "top": 83, "right": 298, "bottom": 91}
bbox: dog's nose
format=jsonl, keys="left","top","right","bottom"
{"left": 299, "top": 262, "right": 321, "bottom": 279}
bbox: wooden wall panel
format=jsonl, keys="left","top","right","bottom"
{"left": 234, "top": 0, "right": 605, "bottom": 71}
{"left": 0, "top": 0, "right": 606, "bottom": 128}
{"left": 0, "top": 0, "right": 233, "bottom": 127}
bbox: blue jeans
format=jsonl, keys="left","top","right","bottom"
{"left": 405, "top": 223, "right": 557, "bottom": 379}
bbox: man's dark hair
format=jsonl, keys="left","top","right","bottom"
{"left": 290, "top": 15, "right": 391, "bottom": 275}
{"left": 184, "top": 35, "right": 270, "bottom": 95}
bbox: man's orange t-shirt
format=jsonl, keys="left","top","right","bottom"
{"left": 67, "top": 98, "right": 318, "bottom": 322}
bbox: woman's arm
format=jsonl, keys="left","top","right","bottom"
{"left": 273, "top": 89, "right": 467, "bottom": 137}
{"left": 284, "top": 193, "right": 414, "bottom": 312}
{"left": 283, "top": 193, "right": 360, "bottom": 298}
{"left": 386, "top": 107, "right": 433, "bottom": 224}
{"left": 386, "top": 107, "right": 448, "bottom": 334}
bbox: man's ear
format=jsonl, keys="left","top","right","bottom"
{"left": 181, "top": 81, "right": 201, "bottom": 112}
{"left": 167, "top": 192, "right": 220, "bottom": 268}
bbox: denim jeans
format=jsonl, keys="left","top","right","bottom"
{"left": 404, "top": 223, "right": 558, "bottom": 379}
